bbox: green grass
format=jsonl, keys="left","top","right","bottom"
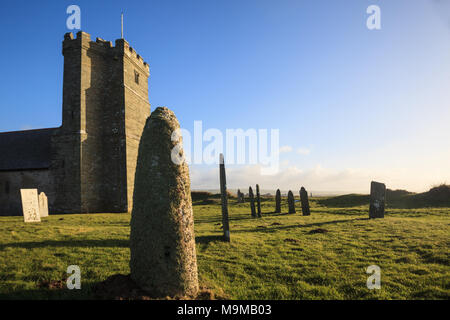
{"left": 0, "top": 196, "right": 449, "bottom": 300}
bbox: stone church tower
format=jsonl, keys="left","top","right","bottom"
{"left": 0, "top": 31, "right": 151, "bottom": 215}
{"left": 52, "top": 31, "right": 151, "bottom": 214}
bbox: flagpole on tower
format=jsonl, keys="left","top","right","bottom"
{"left": 121, "top": 12, "right": 124, "bottom": 39}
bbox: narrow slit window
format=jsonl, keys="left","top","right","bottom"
{"left": 5, "top": 181, "right": 10, "bottom": 194}
{"left": 134, "top": 70, "right": 140, "bottom": 84}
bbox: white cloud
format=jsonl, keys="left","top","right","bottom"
{"left": 279, "top": 145, "right": 293, "bottom": 153}
{"left": 189, "top": 162, "right": 446, "bottom": 194}
{"left": 296, "top": 147, "right": 311, "bottom": 155}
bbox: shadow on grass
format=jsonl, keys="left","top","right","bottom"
{"left": 235, "top": 217, "right": 369, "bottom": 234}
{"left": 196, "top": 235, "right": 225, "bottom": 244}
{"left": 0, "top": 288, "right": 91, "bottom": 300}
{"left": 195, "top": 210, "right": 287, "bottom": 224}
{"left": 0, "top": 239, "right": 129, "bottom": 250}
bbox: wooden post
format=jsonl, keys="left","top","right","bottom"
{"left": 219, "top": 154, "right": 230, "bottom": 241}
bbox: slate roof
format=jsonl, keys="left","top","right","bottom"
{"left": 0, "top": 128, "right": 57, "bottom": 171}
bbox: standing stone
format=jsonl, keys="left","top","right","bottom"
{"left": 256, "top": 184, "right": 262, "bottom": 218}
{"left": 369, "top": 181, "right": 386, "bottom": 219}
{"left": 20, "top": 189, "right": 41, "bottom": 223}
{"left": 287, "top": 190, "right": 296, "bottom": 214}
{"left": 39, "top": 192, "right": 49, "bottom": 217}
{"left": 299, "top": 187, "right": 310, "bottom": 216}
{"left": 275, "top": 189, "right": 281, "bottom": 213}
{"left": 219, "top": 154, "right": 231, "bottom": 242}
{"left": 237, "top": 189, "right": 244, "bottom": 203}
{"left": 249, "top": 187, "right": 256, "bottom": 218}
{"left": 130, "top": 107, "right": 198, "bottom": 298}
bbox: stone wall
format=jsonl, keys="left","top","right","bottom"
{"left": 121, "top": 40, "right": 151, "bottom": 213}
{"left": 0, "top": 169, "right": 53, "bottom": 216}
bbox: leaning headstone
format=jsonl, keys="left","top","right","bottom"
{"left": 219, "top": 154, "right": 231, "bottom": 242}
{"left": 299, "top": 187, "right": 310, "bottom": 216}
{"left": 20, "top": 189, "right": 41, "bottom": 223}
{"left": 130, "top": 107, "right": 198, "bottom": 298}
{"left": 275, "top": 189, "right": 281, "bottom": 213}
{"left": 287, "top": 190, "right": 296, "bottom": 214}
{"left": 249, "top": 187, "right": 256, "bottom": 218}
{"left": 39, "top": 192, "right": 49, "bottom": 217}
{"left": 369, "top": 181, "right": 386, "bottom": 219}
{"left": 256, "top": 184, "right": 262, "bottom": 218}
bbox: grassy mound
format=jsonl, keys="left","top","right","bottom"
{"left": 317, "top": 185, "right": 450, "bottom": 209}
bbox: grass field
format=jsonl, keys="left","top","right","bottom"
{"left": 0, "top": 195, "right": 449, "bottom": 300}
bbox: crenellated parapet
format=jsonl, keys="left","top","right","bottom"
{"left": 63, "top": 31, "right": 150, "bottom": 74}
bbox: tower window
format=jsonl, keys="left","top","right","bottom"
{"left": 134, "top": 70, "right": 140, "bottom": 84}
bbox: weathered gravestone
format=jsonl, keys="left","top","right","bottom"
{"left": 287, "top": 190, "right": 296, "bottom": 214}
{"left": 20, "top": 189, "right": 41, "bottom": 223}
{"left": 256, "top": 184, "right": 262, "bottom": 218}
{"left": 249, "top": 186, "right": 256, "bottom": 218}
{"left": 130, "top": 107, "right": 198, "bottom": 298}
{"left": 299, "top": 187, "right": 310, "bottom": 216}
{"left": 219, "top": 154, "right": 231, "bottom": 242}
{"left": 39, "top": 192, "right": 49, "bottom": 217}
{"left": 275, "top": 189, "right": 281, "bottom": 213}
{"left": 369, "top": 181, "right": 386, "bottom": 219}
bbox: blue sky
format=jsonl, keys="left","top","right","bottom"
{"left": 0, "top": 0, "right": 449, "bottom": 193}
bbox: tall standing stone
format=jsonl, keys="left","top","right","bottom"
{"left": 20, "top": 189, "right": 41, "bottom": 223}
{"left": 130, "top": 107, "right": 198, "bottom": 298}
{"left": 249, "top": 187, "right": 256, "bottom": 218}
{"left": 275, "top": 189, "right": 281, "bottom": 213}
{"left": 287, "top": 190, "right": 296, "bottom": 214}
{"left": 256, "top": 184, "right": 262, "bottom": 218}
{"left": 219, "top": 154, "right": 231, "bottom": 242}
{"left": 369, "top": 181, "right": 386, "bottom": 219}
{"left": 39, "top": 192, "right": 49, "bottom": 217}
{"left": 299, "top": 187, "right": 310, "bottom": 216}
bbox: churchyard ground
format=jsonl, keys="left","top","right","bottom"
{"left": 0, "top": 195, "right": 448, "bottom": 299}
